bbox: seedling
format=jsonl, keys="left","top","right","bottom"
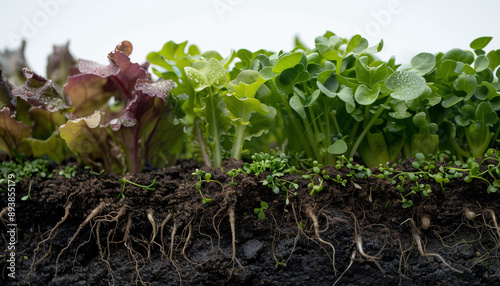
{"left": 192, "top": 169, "right": 221, "bottom": 204}
{"left": 117, "top": 178, "right": 156, "bottom": 199}
{"left": 21, "top": 181, "right": 32, "bottom": 201}
{"left": 227, "top": 168, "right": 244, "bottom": 186}
{"left": 254, "top": 201, "right": 269, "bottom": 220}
{"left": 84, "top": 166, "right": 105, "bottom": 175}
{"left": 57, "top": 166, "right": 77, "bottom": 179}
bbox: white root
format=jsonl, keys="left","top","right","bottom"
{"left": 409, "top": 219, "right": 464, "bottom": 274}
{"left": 482, "top": 209, "right": 500, "bottom": 242}
{"left": 147, "top": 208, "right": 157, "bottom": 242}
{"left": 55, "top": 201, "right": 106, "bottom": 277}
{"left": 306, "top": 205, "right": 337, "bottom": 274}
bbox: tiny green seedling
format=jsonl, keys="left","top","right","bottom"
{"left": 84, "top": 166, "right": 105, "bottom": 175}
{"left": 21, "top": 181, "right": 33, "bottom": 201}
{"left": 117, "top": 178, "right": 156, "bottom": 199}
{"left": 227, "top": 168, "right": 244, "bottom": 186}
{"left": 57, "top": 166, "right": 77, "bottom": 179}
{"left": 254, "top": 201, "right": 269, "bottom": 220}
{"left": 192, "top": 169, "right": 221, "bottom": 204}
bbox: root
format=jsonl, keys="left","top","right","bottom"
{"left": 333, "top": 250, "right": 356, "bottom": 286}
{"left": 482, "top": 209, "right": 500, "bottom": 243}
{"left": 55, "top": 201, "right": 106, "bottom": 277}
{"left": 169, "top": 220, "right": 179, "bottom": 269}
{"left": 182, "top": 218, "right": 195, "bottom": 264}
{"left": 147, "top": 208, "right": 157, "bottom": 241}
{"left": 0, "top": 206, "right": 8, "bottom": 225}
{"left": 30, "top": 201, "right": 73, "bottom": 279}
{"left": 305, "top": 204, "right": 337, "bottom": 274}
{"left": 226, "top": 205, "right": 242, "bottom": 280}
{"left": 407, "top": 218, "right": 464, "bottom": 274}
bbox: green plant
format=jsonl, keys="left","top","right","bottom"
{"left": 84, "top": 166, "right": 105, "bottom": 175}
{"left": 254, "top": 201, "right": 269, "bottom": 220}
{"left": 117, "top": 177, "right": 156, "bottom": 199}
{"left": 21, "top": 181, "right": 32, "bottom": 201}
{"left": 227, "top": 168, "right": 244, "bottom": 186}
{"left": 244, "top": 153, "right": 299, "bottom": 204}
{"left": 192, "top": 168, "right": 220, "bottom": 204}
{"left": 57, "top": 165, "right": 77, "bottom": 179}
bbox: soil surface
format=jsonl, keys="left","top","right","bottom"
{"left": 1, "top": 159, "right": 499, "bottom": 285}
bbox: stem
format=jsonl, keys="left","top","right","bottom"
{"left": 232, "top": 124, "right": 245, "bottom": 160}
{"left": 209, "top": 88, "right": 222, "bottom": 167}
{"left": 349, "top": 100, "right": 388, "bottom": 159}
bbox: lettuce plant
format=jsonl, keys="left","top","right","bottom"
{"left": 59, "top": 41, "right": 177, "bottom": 173}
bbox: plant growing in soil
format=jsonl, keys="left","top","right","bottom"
{"left": 191, "top": 168, "right": 217, "bottom": 204}
{"left": 254, "top": 201, "right": 269, "bottom": 220}
{"left": 117, "top": 177, "right": 156, "bottom": 199}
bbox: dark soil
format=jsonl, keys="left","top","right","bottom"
{"left": 1, "top": 159, "right": 499, "bottom": 285}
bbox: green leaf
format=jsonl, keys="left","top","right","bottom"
{"left": 354, "top": 83, "right": 380, "bottom": 105}
{"left": 474, "top": 55, "right": 489, "bottom": 72}
{"left": 258, "top": 210, "right": 265, "bottom": 220}
{"left": 355, "top": 56, "right": 388, "bottom": 87}
{"left": 185, "top": 58, "right": 227, "bottom": 91}
{"left": 24, "top": 131, "right": 70, "bottom": 163}
{"left": 442, "top": 48, "right": 474, "bottom": 64}
{"left": 385, "top": 70, "right": 431, "bottom": 100}
{"left": 229, "top": 70, "right": 268, "bottom": 99}
{"left": 454, "top": 74, "right": 477, "bottom": 99}
{"left": 59, "top": 111, "right": 125, "bottom": 173}
{"left": 303, "top": 89, "right": 321, "bottom": 107}
{"left": 486, "top": 50, "right": 500, "bottom": 71}
{"left": 327, "top": 139, "right": 348, "bottom": 155}
{"left": 346, "top": 34, "right": 362, "bottom": 55}
{"left": 289, "top": 93, "right": 306, "bottom": 119}
{"left": 470, "top": 36, "right": 493, "bottom": 50}
{"left": 439, "top": 60, "right": 458, "bottom": 83}
{"left": 410, "top": 53, "right": 436, "bottom": 75}
{"left": 272, "top": 52, "right": 303, "bottom": 74}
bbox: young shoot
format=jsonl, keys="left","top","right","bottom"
{"left": 117, "top": 178, "right": 156, "bottom": 199}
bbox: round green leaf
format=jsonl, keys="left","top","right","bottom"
{"left": 410, "top": 52, "right": 436, "bottom": 75}
{"left": 475, "top": 55, "right": 489, "bottom": 72}
{"left": 385, "top": 71, "right": 431, "bottom": 100}
{"left": 327, "top": 139, "right": 348, "bottom": 155}
{"left": 354, "top": 84, "right": 380, "bottom": 105}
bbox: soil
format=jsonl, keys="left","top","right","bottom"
{"left": 1, "top": 158, "right": 499, "bottom": 286}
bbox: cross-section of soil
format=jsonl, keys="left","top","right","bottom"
{"left": 1, "top": 159, "right": 499, "bottom": 285}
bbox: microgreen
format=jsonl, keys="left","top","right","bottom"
{"left": 254, "top": 201, "right": 269, "bottom": 220}
{"left": 192, "top": 169, "right": 219, "bottom": 204}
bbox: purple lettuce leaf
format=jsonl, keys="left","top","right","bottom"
{"left": 60, "top": 41, "right": 176, "bottom": 173}
{"left": 12, "top": 68, "right": 71, "bottom": 112}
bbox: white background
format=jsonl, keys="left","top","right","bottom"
{"left": 1, "top": 0, "right": 500, "bottom": 75}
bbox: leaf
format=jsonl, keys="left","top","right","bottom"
{"left": 346, "top": 34, "right": 362, "bottom": 55}
{"left": 470, "top": 36, "right": 493, "bottom": 50}
{"left": 59, "top": 111, "right": 124, "bottom": 173}
{"left": 355, "top": 56, "right": 388, "bottom": 87}
{"left": 289, "top": 93, "right": 306, "bottom": 119}
{"left": 354, "top": 83, "right": 380, "bottom": 105}
{"left": 474, "top": 55, "right": 489, "bottom": 72}
{"left": 487, "top": 50, "right": 500, "bottom": 71}
{"left": 257, "top": 210, "right": 265, "bottom": 220}
{"left": 272, "top": 52, "right": 303, "bottom": 74}
{"left": 12, "top": 69, "right": 71, "bottom": 112}
{"left": 385, "top": 70, "right": 431, "bottom": 100}
{"left": 410, "top": 53, "right": 436, "bottom": 75}
{"left": 442, "top": 48, "right": 474, "bottom": 64}
{"left": 185, "top": 58, "right": 227, "bottom": 91}
{"left": 24, "top": 131, "right": 70, "bottom": 163}
{"left": 453, "top": 73, "right": 477, "bottom": 99}
{"left": 228, "top": 70, "right": 267, "bottom": 99}
{"left": 411, "top": 112, "right": 439, "bottom": 157}
{"left": 0, "top": 107, "right": 31, "bottom": 158}
{"left": 327, "top": 139, "right": 348, "bottom": 155}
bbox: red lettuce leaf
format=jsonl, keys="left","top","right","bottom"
{"left": 46, "top": 41, "right": 77, "bottom": 86}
